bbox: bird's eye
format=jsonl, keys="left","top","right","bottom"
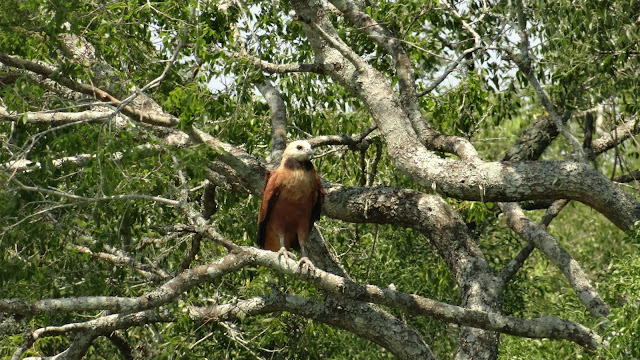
{"left": 296, "top": 145, "right": 303, "bottom": 150}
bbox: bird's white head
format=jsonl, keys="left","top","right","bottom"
{"left": 283, "top": 140, "right": 314, "bottom": 162}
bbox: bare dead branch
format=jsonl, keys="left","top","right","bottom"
{"left": 418, "top": 45, "right": 482, "bottom": 96}
{"left": 15, "top": 310, "right": 173, "bottom": 360}
{"left": 1, "top": 144, "right": 161, "bottom": 173}
{"left": 0, "top": 107, "right": 118, "bottom": 125}
{"left": 0, "top": 253, "right": 249, "bottom": 316}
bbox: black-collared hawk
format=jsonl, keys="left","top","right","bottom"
{"left": 257, "top": 140, "right": 325, "bottom": 258}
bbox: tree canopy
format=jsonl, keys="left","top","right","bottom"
{"left": 1, "top": 0, "right": 640, "bottom": 359}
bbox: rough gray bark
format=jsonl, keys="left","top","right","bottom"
{"left": 3, "top": 246, "right": 601, "bottom": 353}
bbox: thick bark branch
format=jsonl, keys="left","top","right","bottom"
{"left": 502, "top": 114, "right": 565, "bottom": 162}
{"left": 591, "top": 117, "right": 640, "bottom": 155}
{"left": 244, "top": 247, "right": 599, "bottom": 350}
{"left": 289, "top": 1, "right": 640, "bottom": 231}
{"left": 191, "top": 291, "right": 436, "bottom": 359}
{"left": 0, "top": 107, "right": 119, "bottom": 125}
{"left": 4, "top": 246, "right": 601, "bottom": 351}
{"left": 328, "top": 0, "right": 482, "bottom": 163}
{"left": 328, "top": 0, "right": 424, "bottom": 131}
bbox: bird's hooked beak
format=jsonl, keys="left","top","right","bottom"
{"left": 306, "top": 148, "right": 314, "bottom": 159}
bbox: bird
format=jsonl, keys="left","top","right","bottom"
{"left": 257, "top": 140, "right": 325, "bottom": 264}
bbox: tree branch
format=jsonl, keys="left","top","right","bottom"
{"left": 509, "top": 0, "right": 584, "bottom": 159}
{"left": 500, "top": 202, "right": 610, "bottom": 320}
{"left": 190, "top": 290, "right": 437, "bottom": 360}
{"left": 0, "top": 107, "right": 120, "bottom": 125}
{"left": 4, "top": 245, "right": 601, "bottom": 352}
{"left": 8, "top": 177, "right": 179, "bottom": 206}
{"left": 591, "top": 115, "right": 640, "bottom": 155}
{"left": 307, "top": 126, "right": 377, "bottom": 148}
{"left": 14, "top": 310, "right": 173, "bottom": 360}
{"left": 256, "top": 80, "right": 287, "bottom": 167}
{"left": 0, "top": 253, "right": 249, "bottom": 316}
{"left": 0, "top": 52, "right": 179, "bottom": 128}
{"left": 73, "top": 245, "right": 170, "bottom": 281}
{"left": 207, "top": 44, "right": 323, "bottom": 74}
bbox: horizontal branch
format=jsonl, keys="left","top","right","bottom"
{"left": 2, "top": 144, "right": 161, "bottom": 173}
{"left": 0, "top": 252, "right": 250, "bottom": 316}
{"left": 208, "top": 44, "right": 323, "bottom": 74}
{"left": 2, "top": 155, "right": 93, "bottom": 173}
{"left": 0, "top": 107, "right": 117, "bottom": 125}
{"left": 307, "top": 126, "right": 377, "bottom": 148}
{"left": 1, "top": 245, "right": 601, "bottom": 350}
{"left": 613, "top": 170, "right": 640, "bottom": 183}
{"left": 9, "top": 177, "right": 179, "bottom": 206}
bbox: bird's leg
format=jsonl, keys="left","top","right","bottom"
{"left": 298, "top": 245, "right": 315, "bottom": 272}
{"left": 277, "top": 236, "right": 297, "bottom": 261}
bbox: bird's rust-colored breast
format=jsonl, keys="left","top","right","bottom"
{"left": 257, "top": 158, "right": 325, "bottom": 251}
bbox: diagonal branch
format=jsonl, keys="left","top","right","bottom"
{"left": 73, "top": 245, "right": 170, "bottom": 281}
{"left": 500, "top": 202, "right": 610, "bottom": 320}
{"left": 0, "top": 52, "right": 179, "bottom": 128}
{"left": 591, "top": 115, "right": 640, "bottom": 155}
{"left": 509, "top": 0, "right": 584, "bottom": 159}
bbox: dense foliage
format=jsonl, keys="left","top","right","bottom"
{"left": 1, "top": 0, "right": 639, "bottom": 359}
